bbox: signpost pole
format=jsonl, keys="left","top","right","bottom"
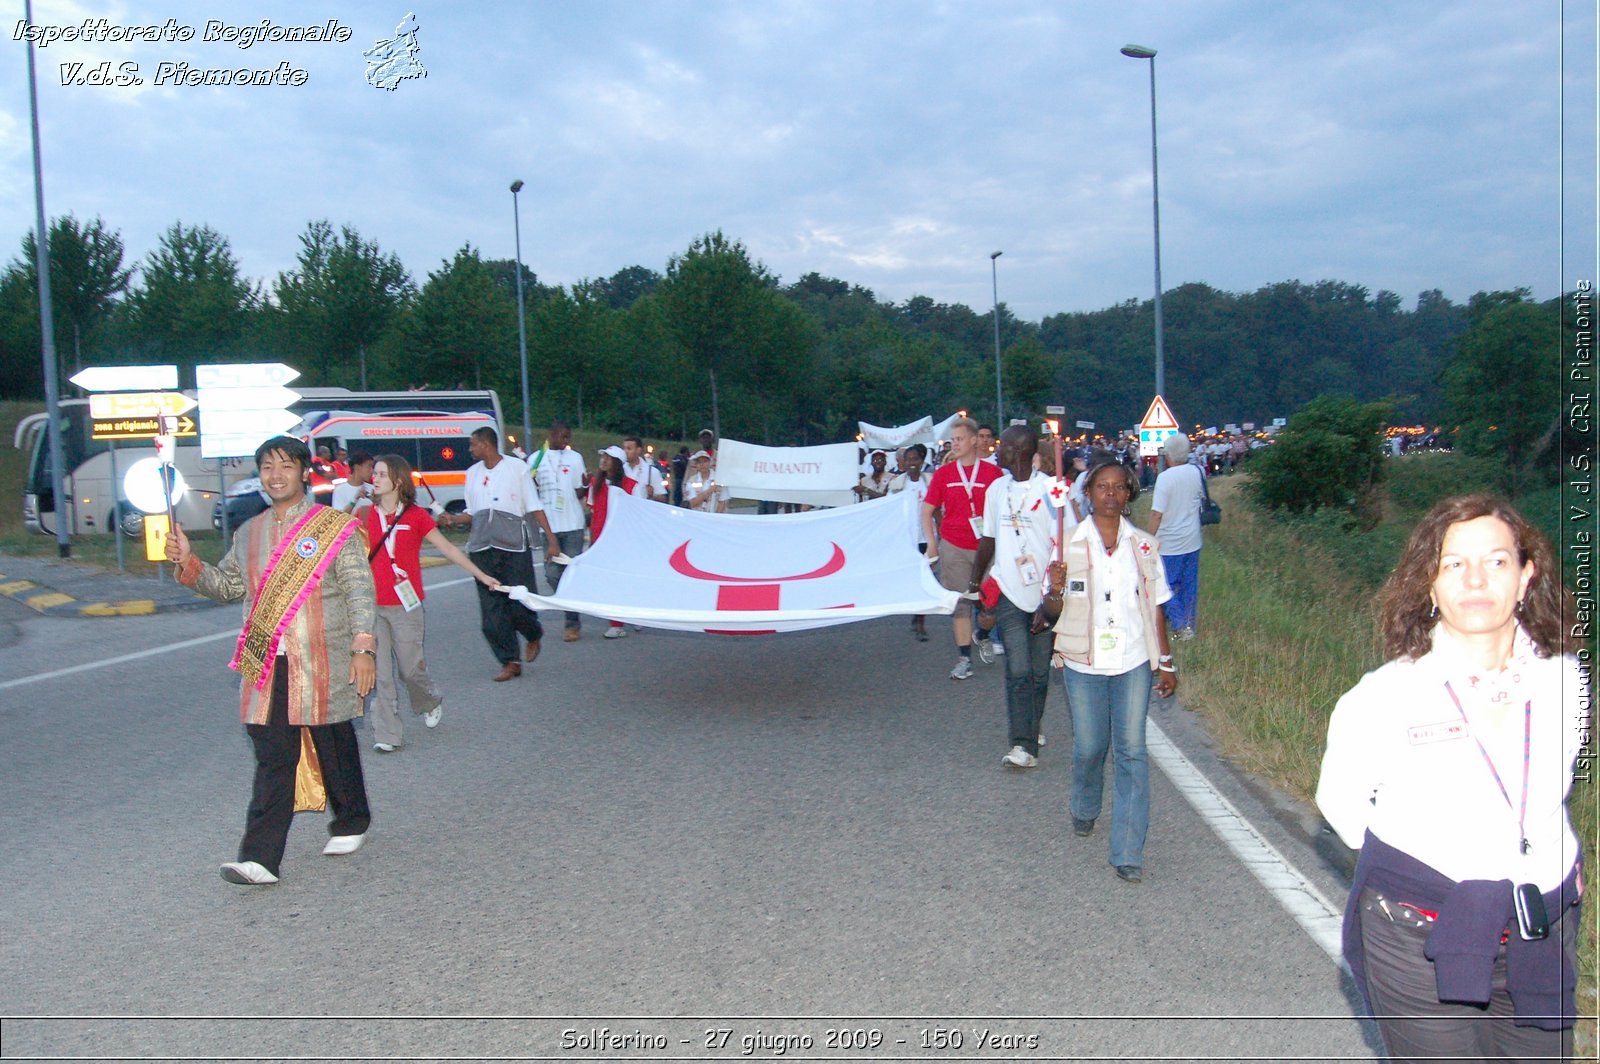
{"left": 109, "top": 440, "right": 124, "bottom": 571}
{"left": 218, "top": 464, "right": 230, "bottom": 545}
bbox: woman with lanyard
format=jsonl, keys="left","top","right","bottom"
{"left": 1049, "top": 456, "right": 1176, "bottom": 884}
{"left": 363, "top": 454, "right": 500, "bottom": 752}
{"left": 1316, "top": 495, "right": 1585, "bottom": 1060}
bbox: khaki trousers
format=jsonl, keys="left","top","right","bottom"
{"left": 369, "top": 603, "right": 442, "bottom": 748}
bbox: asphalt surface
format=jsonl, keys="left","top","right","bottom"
{"left": 0, "top": 560, "right": 1381, "bottom": 1062}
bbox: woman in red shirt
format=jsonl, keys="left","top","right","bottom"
{"left": 586, "top": 446, "right": 631, "bottom": 637}
{"left": 364, "top": 454, "right": 500, "bottom": 751}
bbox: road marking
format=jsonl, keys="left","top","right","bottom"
{"left": 0, "top": 575, "right": 477, "bottom": 692}
{"left": 1147, "top": 718, "right": 1345, "bottom": 963}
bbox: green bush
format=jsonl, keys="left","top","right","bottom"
{"left": 1246, "top": 395, "right": 1391, "bottom": 527}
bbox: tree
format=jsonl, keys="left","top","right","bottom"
{"left": 1246, "top": 394, "right": 1391, "bottom": 526}
{"left": 1441, "top": 294, "right": 1561, "bottom": 494}
{"left": 123, "top": 222, "right": 260, "bottom": 370}
{"left": 0, "top": 215, "right": 132, "bottom": 396}
{"left": 273, "top": 221, "right": 414, "bottom": 387}
{"left": 406, "top": 244, "right": 515, "bottom": 394}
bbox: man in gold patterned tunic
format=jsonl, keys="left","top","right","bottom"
{"left": 167, "top": 435, "right": 379, "bottom": 885}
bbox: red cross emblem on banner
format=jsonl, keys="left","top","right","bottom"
{"left": 669, "top": 540, "right": 847, "bottom": 611}
{"left": 1048, "top": 480, "right": 1067, "bottom": 505}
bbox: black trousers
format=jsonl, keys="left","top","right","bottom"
{"left": 471, "top": 547, "right": 543, "bottom": 664}
{"left": 1358, "top": 886, "right": 1574, "bottom": 1062}
{"left": 239, "top": 662, "right": 372, "bottom": 876}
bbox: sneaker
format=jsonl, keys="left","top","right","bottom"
{"left": 1072, "top": 817, "right": 1095, "bottom": 836}
{"left": 949, "top": 657, "right": 973, "bottom": 680}
{"left": 604, "top": 626, "right": 628, "bottom": 639}
{"left": 1037, "top": 732, "right": 1046, "bottom": 747}
{"left": 423, "top": 706, "right": 442, "bottom": 729}
{"left": 974, "top": 639, "right": 994, "bottom": 665}
{"left": 220, "top": 860, "right": 278, "bottom": 885}
{"left": 322, "top": 833, "right": 366, "bottom": 856}
{"left": 914, "top": 628, "right": 928, "bottom": 642}
{"left": 563, "top": 628, "right": 580, "bottom": 643}
{"left": 1173, "top": 627, "right": 1196, "bottom": 642}
{"left": 1115, "top": 864, "right": 1144, "bottom": 884}
{"left": 373, "top": 742, "right": 397, "bottom": 753}
{"left": 1001, "top": 745, "right": 1037, "bottom": 769}
{"left": 991, "top": 640, "right": 1006, "bottom": 657}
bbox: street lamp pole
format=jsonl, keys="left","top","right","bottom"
{"left": 510, "top": 179, "right": 532, "bottom": 453}
{"left": 990, "top": 250, "right": 1003, "bottom": 427}
{"left": 1121, "top": 44, "right": 1165, "bottom": 400}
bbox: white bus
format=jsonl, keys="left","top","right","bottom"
{"left": 16, "top": 388, "right": 503, "bottom": 537}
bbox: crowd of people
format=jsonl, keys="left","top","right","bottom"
{"left": 160, "top": 417, "right": 1586, "bottom": 1055}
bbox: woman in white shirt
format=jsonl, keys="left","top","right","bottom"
{"left": 1050, "top": 458, "right": 1177, "bottom": 884}
{"left": 1316, "top": 495, "right": 1584, "bottom": 1061}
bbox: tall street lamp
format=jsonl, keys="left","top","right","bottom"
{"left": 990, "top": 250, "right": 1003, "bottom": 427}
{"left": 1121, "top": 43, "right": 1165, "bottom": 400}
{"left": 509, "top": 179, "right": 532, "bottom": 453}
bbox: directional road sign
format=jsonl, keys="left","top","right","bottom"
{"left": 195, "top": 362, "right": 299, "bottom": 390}
{"left": 88, "top": 392, "right": 198, "bottom": 420}
{"left": 196, "top": 362, "right": 303, "bottom": 459}
{"left": 70, "top": 364, "right": 178, "bottom": 392}
{"left": 91, "top": 415, "right": 197, "bottom": 442}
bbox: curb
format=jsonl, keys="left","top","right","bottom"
{"left": 0, "top": 573, "right": 221, "bottom": 617}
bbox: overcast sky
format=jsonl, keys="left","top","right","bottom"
{"left": 2, "top": 1, "right": 1595, "bottom": 323}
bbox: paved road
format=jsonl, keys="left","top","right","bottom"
{"left": 0, "top": 566, "right": 1381, "bottom": 1062}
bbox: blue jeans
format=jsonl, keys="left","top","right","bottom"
{"left": 1161, "top": 549, "right": 1200, "bottom": 632}
{"left": 1062, "top": 665, "right": 1153, "bottom": 868}
{"left": 544, "top": 528, "right": 587, "bottom": 631}
{"left": 994, "top": 596, "right": 1052, "bottom": 754}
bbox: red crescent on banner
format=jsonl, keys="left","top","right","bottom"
{"left": 669, "top": 540, "right": 846, "bottom": 583}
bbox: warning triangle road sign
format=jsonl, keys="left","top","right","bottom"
{"left": 1140, "top": 395, "right": 1181, "bottom": 432}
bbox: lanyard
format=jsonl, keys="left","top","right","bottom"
{"left": 1443, "top": 681, "right": 1533, "bottom": 855}
{"left": 953, "top": 460, "right": 979, "bottom": 501}
{"left": 1087, "top": 522, "right": 1122, "bottom": 629}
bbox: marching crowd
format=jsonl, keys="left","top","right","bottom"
{"left": 161, "top": 413, "right": 1585, "bottom": 1060}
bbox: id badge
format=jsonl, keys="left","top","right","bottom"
{"left": 395, "top": 574, "right": 422, "bottom": 613}
{"left": 1093, "top": 626, "right": 1125, "bottom": 670}
{"left": 1016, "top": 552, "right": 1041, "bottom": 586}
{"left": 553, "top": 490, "right": 566, "bottom": 513}
{"left": 969, "top": 516, "right": 985, "bottom": 540}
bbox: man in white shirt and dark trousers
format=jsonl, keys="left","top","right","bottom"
{"left": 532, "top": 422, "right": 588, "bottom": 642}
{"left": 440, "top": 427, "right": 556, "bottom": 681}
{"left": 970, "top": 426, "right": 1057, "bottom": 769}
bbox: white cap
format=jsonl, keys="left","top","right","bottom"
{"left": 601, "top": 445, "right": 626, "bottom": 460}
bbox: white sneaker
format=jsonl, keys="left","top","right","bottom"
{"left": 1174, "top": 627, "right": 1196, "bottom": 641}
{"left": 991, "top": 640, "right": 1006, "bottom": 656}
{"left": 1037, "top": 732, "right": 1046, "bottom": 747}
{"left": 322, "top": 833, "right": 366, "bottom": 856}
{"left": 373, "top": 742, "right": 397, "bottom": 753}
{"left": 423, "top": 706, "right": 442, "bottom": 729}
{"left": 220, "top": 860, "right": 278, "bottom": 885}
{"left": 949, "top": 657, "right": 973, "bottom": 680}
{"left": 604, "top": 627, "right": 628, "bottom": 639}
{"left": 974, "top": 639, "right": 995, "bottom": 665}
{"left": 1002, "top": 745, "right": 1037, "bottom": 769}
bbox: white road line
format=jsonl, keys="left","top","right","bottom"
{"left": 1147, "top": 718, "right": 1346, "bottom": 963}
{"left": 0, "top": 575, "right": 478, "bottom": 692}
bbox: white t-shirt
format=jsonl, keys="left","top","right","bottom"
{"left": 889, "top": 471, "right": 931, "bottom": 546}
{"left": 980, "top": 470, "right": 1057, "bottom": 612}
{"left": 533, "top": 447, "right": 587, "bottom": 534}
{"left": 683, "top": 470, "right": 730, "bottom": 513}
{"left": 624, "top": 458, "right": 664, "bottom": 499}
{"left": 1150, "top": 462, "right": 1206, "bottom": 556}
{"left": 331, "top": 481, "right": 372, "bottom": 516}
{"left": 1063, "top": 518, "right": 1171, "bottom": 676}
{"left": 464, "top": 454, "right": 542, "bottom": 552}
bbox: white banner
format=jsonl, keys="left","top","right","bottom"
{"left": 504, "top": 488, "right": 958, "bottom": 634}
{"left": 858, "top": 416, "right": 933, "bottom": 450}
{"left": 713, "top": 438, "right": 860, "bottom": 508}
{"left": 858, "top": 413, "right": 963, "bottom": 451}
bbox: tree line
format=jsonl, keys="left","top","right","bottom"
{"left": 0, "top": 215, "right": 1565, "bottom": 470}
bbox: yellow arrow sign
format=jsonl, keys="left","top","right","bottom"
{"left": 89, "top": 392, "right": 198, "bottom": 420}
{"left": 91, "top": 415, "right": 198, "bottom": 441}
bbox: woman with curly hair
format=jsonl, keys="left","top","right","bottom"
{"left": 1316, "top": 494, "right": 1586, "bottom": 1061}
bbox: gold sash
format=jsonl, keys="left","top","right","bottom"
{"left": 294, "top": 729, "right": 327, "bottom": 812}
{"left": 231, "top": 505, "right": 359, "bottom": 691}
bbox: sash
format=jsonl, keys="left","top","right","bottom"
{"left": 230, "top": 505, "right": 361, "bottom": 692}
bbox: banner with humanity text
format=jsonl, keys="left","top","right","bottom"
{"left": 503, "top": 488, "right": 959, "bottom": 634}
{"left": 714, "top": 438, "right": 860, "bottom": 508}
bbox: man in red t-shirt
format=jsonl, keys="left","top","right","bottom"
{"left": 921, "top": 416, "right": 1003, "bottom": 680}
